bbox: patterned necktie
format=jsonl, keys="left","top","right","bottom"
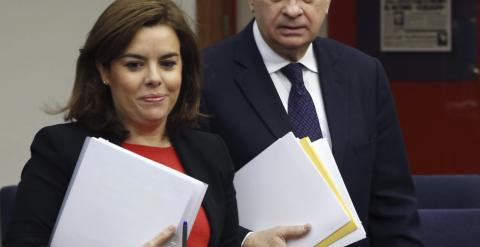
{"left": 281, "top": 63, "right": 322, "bottom": 141}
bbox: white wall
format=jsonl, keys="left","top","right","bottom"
{"left": 0, "top": 0, "right": 196, "bottom": 188}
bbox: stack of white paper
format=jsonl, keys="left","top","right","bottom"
{"left": 49, "top": 137, "right": 208, "bottom": 247}
{"left": 234, "top": 132, "right": 365, "bottom": 247}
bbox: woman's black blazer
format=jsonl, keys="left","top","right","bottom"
{"left": 5, "top": 122, "right": 240, "bottom": 247}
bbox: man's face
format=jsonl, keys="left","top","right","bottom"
{"left": 249, "top": 0, "right": 331, "bottom": 61}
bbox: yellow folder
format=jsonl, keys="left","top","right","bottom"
{"left": 299, "top": 137, "right": 358, "bottom": 247}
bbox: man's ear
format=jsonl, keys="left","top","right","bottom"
{"left": 325, "top": 0, "right": 332, "bottom": 14}
{"left": 248, "top": 0, "right": 255, "bottom": 13}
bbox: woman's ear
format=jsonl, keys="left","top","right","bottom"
{"left": 96, "top": 62, "right": 110, "bottom": 85}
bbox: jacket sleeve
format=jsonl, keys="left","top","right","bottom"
{"left": 4, "top": 127, "right": 75, "bottom": 247}
{"left": 367, "top": 58, "right": 424, "bottom": 246}
{"left": 214, "top": 135, "right": 242, "bottom": 247}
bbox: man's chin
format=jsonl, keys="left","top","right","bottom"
{"left": 276, "top": 40, "right": 310, "bottom": 52}
{"left": 276, "top": 36, "right": 311, "bottom": 48}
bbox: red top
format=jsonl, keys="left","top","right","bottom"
{"left": 122, "top": 143, "right": 211, "bottom": 247}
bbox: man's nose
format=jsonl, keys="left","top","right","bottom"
{"left": 282, "top": 0, "right": 303, "bottom": 18}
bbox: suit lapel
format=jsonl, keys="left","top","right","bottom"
{"left": 314, "top": 39, "right": 349, "bottom": 166}
{"left": 231, "top": 24, "right": 350, "bottom": 166}
{"left": 233, "top": 23, "right": 291, "bottom": 139}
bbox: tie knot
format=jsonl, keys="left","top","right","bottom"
{"left": 281, "top": 63, "right": 304, "bottom": 86}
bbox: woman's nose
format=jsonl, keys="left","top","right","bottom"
{"left": 145, "top": 66, "right": 162, "bottom": 87}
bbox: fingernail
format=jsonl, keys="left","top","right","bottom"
{"left": 304, "top": 224, "right": 311, "bottom": 231}
{"left": 168, "top": 225, "right": 175, "bottom": 231}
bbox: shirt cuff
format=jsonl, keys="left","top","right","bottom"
{"left": 241, "top": 231, "right": 254, "bottom": 246}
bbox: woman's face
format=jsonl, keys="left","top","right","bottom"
{"left": 98, "top": 24, "right": 182, "bottom": 131}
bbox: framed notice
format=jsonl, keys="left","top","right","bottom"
{"left": 380, "top": 0, "right": 452, "bottom": 52}
{"left": 357, "top": 0, "right": 477, "bottom": 81}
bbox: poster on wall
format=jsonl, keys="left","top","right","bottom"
{"left": 380, "top": 0, "right": 452, "bottom": 52}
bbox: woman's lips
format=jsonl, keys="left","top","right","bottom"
{"left": 140, "top": 94, "right": 166, "bottom": 102}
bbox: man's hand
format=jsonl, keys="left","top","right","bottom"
{"left": 243, "top": 224, "right": 311, "bottom": 247}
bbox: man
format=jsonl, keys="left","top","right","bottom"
{"left": 201, "top": 0, "right": 424, "bottom": 246}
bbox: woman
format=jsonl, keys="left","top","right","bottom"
{"left": 4, "top": 0, "right": 239, "bottom": 246}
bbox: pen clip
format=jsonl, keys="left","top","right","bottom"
{"left": 182, "top": 220, "right": 188, "bottom": 247}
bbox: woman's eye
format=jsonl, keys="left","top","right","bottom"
{"left": 161, "top": 60, "right": 177, "bottom": 69}
{"left": 125, "top": 62, "right": 143, "bottom": 71}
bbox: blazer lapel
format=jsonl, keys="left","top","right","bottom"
{"left": 169, "top": 131, "right": 218, "bottom": 246}
{"left": 233, "top": 23, "right": 291, "bottom": 139}
{"left": 314, "top": 39, "right": 349, "bottom": 167}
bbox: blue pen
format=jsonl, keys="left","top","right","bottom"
{"left": 182, "top": 221, "right": 187, "bottom": 247}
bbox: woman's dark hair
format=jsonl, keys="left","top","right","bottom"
{"left": 63, "top": 0, "right": 201, "bottom": 137}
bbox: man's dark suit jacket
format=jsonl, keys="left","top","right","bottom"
{"left": 201, "top": 22, "right": 424, "bottom": 246}
{"left": 5, "top": 122, "right": 240, "bottom": 247}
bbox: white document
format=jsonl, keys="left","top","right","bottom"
{"left": 49, "top": 137, "right": 208, "bottom": 247}
{"left": 311, "top": 139, "right": 366, "bottom": 246}
{"left": 234, "top": 133, "right": 350, "bottom": 247}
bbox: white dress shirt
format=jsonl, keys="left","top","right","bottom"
{"left": 252, "top": 21, "right": 332, "bottom": 147}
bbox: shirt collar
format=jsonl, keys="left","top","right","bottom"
{"left": 253, "top": 21, "right": 318, "bottom": 74}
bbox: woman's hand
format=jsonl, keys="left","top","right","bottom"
{"left": 242, "top": 224, "right": 311, "bottom": 247}
{"left": 142, "top": 225, "right": 176, "bottom": 247}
